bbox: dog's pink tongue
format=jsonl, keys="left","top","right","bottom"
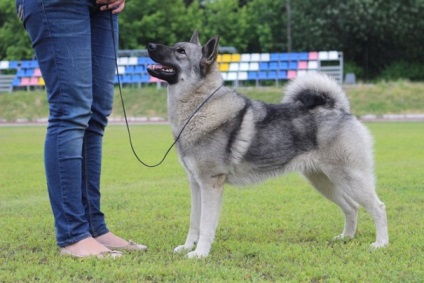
{"left": 148, "top": 64, "right": 164, "bottom": 70}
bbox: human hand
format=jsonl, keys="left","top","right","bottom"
{"left": 96, "top": 0, "right": 126, "bottom": 14}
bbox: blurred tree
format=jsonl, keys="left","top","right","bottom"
{"left": 0, "top": 0, "right": 422, "bottom": 80}
{"left": 0, "top": 0, "right": 33, "bottom": 60}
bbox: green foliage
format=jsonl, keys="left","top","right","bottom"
{"left": 0, "top": 0, "right": 423, "bottom": 79}
{"left": 0, "top": 0, "right": 33, "bottom": 60}
{"left": 0, "top": 123, "right": 424, "bottom": 282}
{"left": 378, "top": 61, "right": 424, "bottom": 81}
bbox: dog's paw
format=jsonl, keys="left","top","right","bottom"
{"left": 186, "top": 250, "right": 209, "bottom": 259}
{"left": 370, "top": 241, "right": 388, "bottom": 249}
{"left": 332, "top": 234, "right": 353, "bottom": 242}
{"left": 174, "top": 244, "right": 194, "bottom": 254}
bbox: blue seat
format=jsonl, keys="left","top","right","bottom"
{"left": 267, "top": 71, "right": 277, "bottom": 79}
{"left": 16, "top": 69, "right": 25, "bottom": 77}
{"left": 141, "top": 75, "right": 150, "bottom": 83}
{"left": 280, "top": 53, "right": 289, "bottom": 60}
{"left": 9, "top": 61, "right": 19, "bottom": 69}
{"left": 248, "top": 72, "right": 258, "bottom": 80}
{"left": 259, "top": 62, "right": 269, "bottom": 70}
{"left": 298, "top": 52, "right": 309, "bottom": 60}
{"left": 268, "top": 62, "right": 279, "bottom": 70}
{"left": 270, "top": 53, "right": 280, "bottom": 61}
{"left": 131, "top": 74, "right": 141, "bottom": 83}
{"left": 277, "top": 71, "right": 287, "bottom": 79}
{"left": 12, "top": 77, "right": 21, "bottom": 86}
{"left": 121, "top": 75, "right": 132, "bottom": 83}
{"left": 25, "top": 69, "right": 34, "bottom": 77}
{"left": 125, "top": 66, "right": 135, "bottom": 74}
{"left": 134, "top": 66, "right": 145, "bottom": 74}
{"left": 279, "top": 62, "right": 289, "bottom": 70}
{"left": 288, "top": 62, "right": 298, "bottom": 70}
{"left": 21, "top": 61, "right": 32, "bottom": 68}
{"left": 258, "top": 71, "right": 267, "bottom": 80}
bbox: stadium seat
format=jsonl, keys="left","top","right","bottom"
{"left": 33, "top": 68, "right": 42, "bottom": 77}
{"left": 16, "top": 69, "right": 26, "bottom": 77}
{"left": 248, "top": 72, "right": 258, "bottom": 80}
{"left": 221, "top": 54, "right": 232, "bottom": 63}
{"left": 12, "top": 78, "right": 21, "bottom": 87}
{"left": 279, "top": 62, "right": 288, "bottom": 70}
{"left": 270, "top": 53, "right": 280, "bottom": 61}
{"left": 29, "top": 77, "right": 39, "bottom": 86}
{"left": 328, "top": 51, "right": 339, "bottom": 60}
{"left": 227, "top": 72, "right": 237, "bottom": 81}
{"left": 117, "top": 57, "right": 129, "bottom": 65}
{"left": 229, "top": 63, "right": 240, "bottom": 72}
{"left": 260, "top": 53, "right": 270, "bottom": 62}
{"left": 231, "top": 54, "right": 241, "bottom": 62}
{"left": 267, "top": 71, "right": 277, "bottom": 80}
{"left": 308, "top": 52, "right": 318, "bottom": 60}
{"left": 128, "top": 57, "right": 138, "bottom": 65}
{"left": 287, "top": 70, "right": 297, "bottom": 79}
{"left": 297, "top": 70, "right": 308, "bottom": 77}
{"left": 257, "top": 71, "right": 267, "bottom": 80}
{"left": 240, "top": 53, "right": 250, "bottom": 62}
{"left": 288, "top": 62, "right": 298, "bottom": 70}
{"left": 250, "top": 53, "right": 260, "bottom": 62}
{"left": 239, "top": 63, "right": 249, "bottom": 71}
{"left": 238, "top": 72, "right": 248, "bottom": 81}
{"left": 318, "top": 51, "right": 329, "bottom": 60}
{"left": 116, "top": 66, "right": 125, "bottom": 74}
{"left": 20, "top": 77, "right": 31, "bottom": 86}
{"left": 268, "top": 62, "right": 279, "bottom": 70}
{"left": 9, "top": 61, "right": 19, "bottom": 69}
{"left": 125, "top": 66, "right": 135, "bottom": 74}
{"left": 219, "top": 63, "right": 230, "bottom": 72}
{"left": 259, "top": 62, "right": 269, "bottom": 70}
{"left": 0, "top": 61, "right": 9, "bottom": 69}
{"left": 248, "top": 62, "right": 259, "bottom": 71}
{"left": 277, "top": 71, "right": 287, "bottom": 79}
{"left": 298, "top": 61, "right": 308, "bottom": 70}
{"left": 308, "top": 61, "right": 318, "bottom": 69}
{"left": 298, "top": 52, "right": 309, "bottom": 60}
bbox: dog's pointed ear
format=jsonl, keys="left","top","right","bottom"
{"left": 202, "top": 36, "right": 220, "bottom": 65}
{"left": 190, "top": 30, "right": 201, "bottom": 46}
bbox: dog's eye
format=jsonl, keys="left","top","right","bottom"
{"left": 177, "top": 48, "right": 186, "bottom": 54}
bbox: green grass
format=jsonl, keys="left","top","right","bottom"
{"left": 0, "top": 123, "right": 423, "bottom": 282}
{"left": 1, "top": 80, "right": 424, "bottom": 122}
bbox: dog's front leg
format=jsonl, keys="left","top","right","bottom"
{"left": 186, "top": 174, "right": 225, "bottom": 259}
{"left": 174, "top": 175, "right": 201, "bottom": 254}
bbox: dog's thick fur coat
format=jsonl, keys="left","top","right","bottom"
{"left": 147, "top": 31, "right": 389, "bottom": 258}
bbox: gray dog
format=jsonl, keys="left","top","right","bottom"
{"left": 147, "top": 31, "right": 389, "bottom": 258}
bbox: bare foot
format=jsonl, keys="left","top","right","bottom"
{"left": 95, "top": 232, "right": 129, "bottom": 248}
{"left": 61, "top": 237, "right": 111, "bottom": 257}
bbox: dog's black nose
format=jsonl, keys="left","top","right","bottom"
{"left": 148, "top": 43, "right": 157, "bottom": 51}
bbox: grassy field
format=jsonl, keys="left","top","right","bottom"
{"left": 0, "top": 80, "right": 424, "bottom": 122}
{"left": 0, "top": 123, "right": 423, "bottom": 282}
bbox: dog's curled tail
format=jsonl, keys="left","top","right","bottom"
{"left": 282, "top": 72, "right": 350, "bottom": 112}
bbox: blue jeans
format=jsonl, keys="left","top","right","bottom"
{"left": 17, "top": 0, "right": 118, "bottom": 247}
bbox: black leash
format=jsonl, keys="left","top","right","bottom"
{"left": 109, "top": 11, "right": 223, "bottom": 167}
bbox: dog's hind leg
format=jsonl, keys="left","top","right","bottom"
{"left": 185, "top": 174, "right": 226, "bottom": 259}
{"left": 311, "top": 168, "right": 389, "bottom": 248}
{"left": 174, "top": 175, "right": 201, "bottom": 254}
{"left": 304, "top": 171, "right": 359, "bottom": 241}
{"left": 331, "top": 169, "right": 389, "bottom": 248}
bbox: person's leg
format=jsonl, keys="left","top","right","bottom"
{"left": 81, "top": 8, "right": 117, "bottom": 238}
{"left": 19, "top": 0, "right": 109, "bottom": 254}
